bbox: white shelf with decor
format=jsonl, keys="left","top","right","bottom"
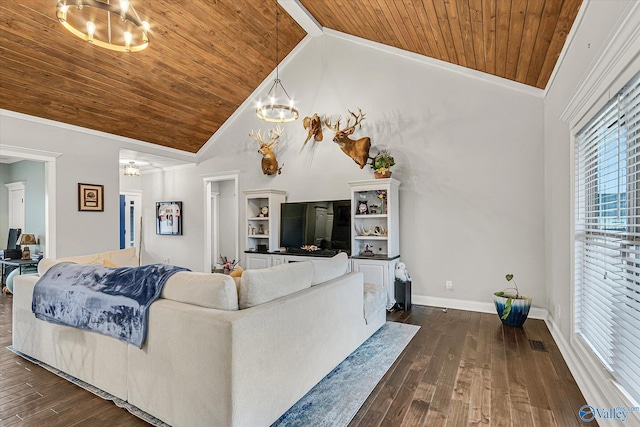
{"left": 349, "top": 178, "right": 400, "bottom": 309}
{"left": 243, "top": 189, "right": 287, "bottom": 266}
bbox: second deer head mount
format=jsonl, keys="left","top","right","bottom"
{"left": 323, "top": 108, "right": 373, "bottom": 169}
{"left": 249, "top": 125, "right": 284, "bottom": 175}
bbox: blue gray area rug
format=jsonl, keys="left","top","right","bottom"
{"left": 7, "top": 321, "right": 419, "bottom": 427}
{"left": 272, "top": 321, "right": 419, "bottom": 426}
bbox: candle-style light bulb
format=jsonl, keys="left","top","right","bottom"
{"left": 86, "top": 21, "right": 96, "bottom": 42}
{"left": 124, "top": 31, "right": 132, "bottom": 51}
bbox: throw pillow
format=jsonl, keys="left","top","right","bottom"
{"left": 240, "top": 261, "right": 313, "bottom": 309}
{"left": 310, "top": 252, "right": 349, "bottom": 286}
{"left": 229, "top": 266, "right": 244, "bottom": 278}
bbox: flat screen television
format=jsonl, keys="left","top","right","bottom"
{"left": 280, "top": 200, "right": 351, "bottom": 255}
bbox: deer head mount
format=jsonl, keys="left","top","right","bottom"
{"left": 301, "top": 113, "right": 323, "bottom": 152}
{"left": 249, "top": 125, "right": 284, "bottom": 175}
{"left": 323, "top": 108, "right": 372, "bottom": 169}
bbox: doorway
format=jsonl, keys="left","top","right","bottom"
{"left": 119, "top": 191, "right": 142, "bottom": 254}
{"left": 5, "top": 181, "right": 25, "bottom": 232}
{"left": 0, "top": 145, "right": 58, "bottom": 258}
{"left": 203, "top": 172, "right": 239, "bottom": 273}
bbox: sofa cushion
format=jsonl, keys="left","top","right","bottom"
{"left": 37, "top": 248, "right": 139, "bottom": 276}
{"left": 240, "top": 261, "right": 313, "bottom": 309}
{"left": 162, "top": 272, "right": 239, "bottom": 311}
{"left": 310, "top": 252, "right": 349, "bottom": 286}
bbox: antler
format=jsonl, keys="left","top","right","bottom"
{"left": 344, "top": 108, "right": 366, "bottom": 132}
{"left": 323, "top": 114, "right": 341, "bottom": 132}
{"left": 249, "top": 129, "right": 265, "bottom": 144}
{"left": 266, "top": 124, "right": 283, "bottom": 148}
{"left": 249, "top": 124, "right": 283, "bottom": 147}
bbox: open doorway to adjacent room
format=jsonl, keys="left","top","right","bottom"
{"left": 204, "top": 172, "right": 239, "bottom": 273}
{"left": 119, "top": 192, "right": 142, "bottom": 254}
{"left": 0, "top": 145, "right": 58, "bottom": 259}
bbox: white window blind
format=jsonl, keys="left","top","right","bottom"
{"left": 575, "top": 70, "right": 640, "bottom": 405}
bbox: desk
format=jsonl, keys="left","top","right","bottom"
{"left": 1, "top": 259, "right": 39, "bottom": 285}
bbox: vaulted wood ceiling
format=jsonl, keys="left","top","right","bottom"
{"left": 0, "top": 1, "right": 582, "bottom": 154}
{"left": 300, "top": 0, "right": 582, "bottom": 89}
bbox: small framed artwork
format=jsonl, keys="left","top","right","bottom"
{"left": 78, "top": 183, "right": 104, "bottom": 212}
{"left": 156, "top": 201, "right": 183, "bottom": 235}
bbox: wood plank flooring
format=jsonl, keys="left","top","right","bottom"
{"left": 0, "top": 292, "right": 593, "bottom": 426}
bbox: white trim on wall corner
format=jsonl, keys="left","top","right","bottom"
{"left": 559, "top": 1, "right": 640, "bottom": 125}
{"left": 411, "top": 295, "right": 548, "bottom": 320}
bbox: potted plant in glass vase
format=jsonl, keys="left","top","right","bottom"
{"left": 372, "top": 149, "right": 395, "bottom": 179}
{"left": 493, "top": 274, "right": 532, "bottom": 327}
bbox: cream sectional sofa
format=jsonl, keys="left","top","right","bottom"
{"left": 12, "top": 249, "right": 386, "bottom": 427}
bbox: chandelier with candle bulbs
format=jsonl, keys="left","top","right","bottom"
{"left": 56, "top": 0, "right": 150, "bottom": 53}
{"left": 256, "top": 1, "right": 298, "bottom": 123}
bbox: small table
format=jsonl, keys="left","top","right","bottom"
{"left": 1, "top": 259, "right": 39, "bottom": 285}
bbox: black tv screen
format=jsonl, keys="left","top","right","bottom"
{"left": 280, "top": 200, "right": 351, "bottom": 254}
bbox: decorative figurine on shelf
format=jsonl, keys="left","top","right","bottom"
{"left": 395, "top": 262, "right": 411, "bottom": 282}
{"left": 376, "top": 189, "right": 387, "bottom": 214}
{"left": 258, "top": 224, "right": 264, "bottom": 235}
{"left": 260, "top": 206, "right": 269, "bottom": 217}
{"left": 361, "top": 244, "right": 375, "bottom": 257}
{"left": 357, "top": 200, "right": 369, "bottom": 215}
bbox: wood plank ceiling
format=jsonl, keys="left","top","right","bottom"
{"left": 0, "top": 1, "right": 305, "bottom": 153}
{"left": 300, "top": 0, "right": 583, "bottom": 90}
{"left": 0, "top": 0, "right": 582, "bottom": 153}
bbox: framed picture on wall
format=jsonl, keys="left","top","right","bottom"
{"left": 78, "top": 183, "right": 104, "bottom": 212}
{"left": 156, "top": 201, "right": 183, "bottom": 235}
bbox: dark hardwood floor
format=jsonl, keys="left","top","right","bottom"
{"left": 0, "top": 292, "right": 593, "bottom": 426}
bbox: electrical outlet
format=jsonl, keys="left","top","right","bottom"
{"left": 163, "top": 258, "right": 170, "bottom": 264}
{"left": 446, "top": 280, "right": 453, "bottom": 290}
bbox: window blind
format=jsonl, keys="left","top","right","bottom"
{"left": 575, "top": 70, "right": 640, "bottom": 405}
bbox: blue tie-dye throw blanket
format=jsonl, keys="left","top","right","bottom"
{"left": 32, "top": 262, "right": 189, "bottom": 347}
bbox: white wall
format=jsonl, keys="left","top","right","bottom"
{"left": 0, "top": 112, "right": 195, "bottom": 258}
{"left": 143, "top": 34, "right": 546, "bottom": 307}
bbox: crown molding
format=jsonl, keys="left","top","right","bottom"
{"left": 0, "top": 109, "right": 197, "bottom": 162}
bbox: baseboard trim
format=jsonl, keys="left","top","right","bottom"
{"left": 411, "top": 295, "right": 548, "bottom": 320}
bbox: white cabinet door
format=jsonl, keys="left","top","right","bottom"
{"left": 245, "top": 253, "right": 270, "bottom": 269}
{"left": 271, "top": 255, "right": 285, "bottom": 266}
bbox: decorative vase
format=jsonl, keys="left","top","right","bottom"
{"left": 374, "top": 170, "right": 392, "bottom": 179}
{"left": 493, "top": 293, "right": 532, "bottom": 327}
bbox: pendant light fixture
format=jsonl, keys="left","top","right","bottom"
{"left": 256, "top": 1, "right": 299, "bottom": 123}
{"left": 123, "top": 161, "right": 140, "bottom": 176}
{"left": 56, "top": 0, "right": 150, "bottom": 53}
